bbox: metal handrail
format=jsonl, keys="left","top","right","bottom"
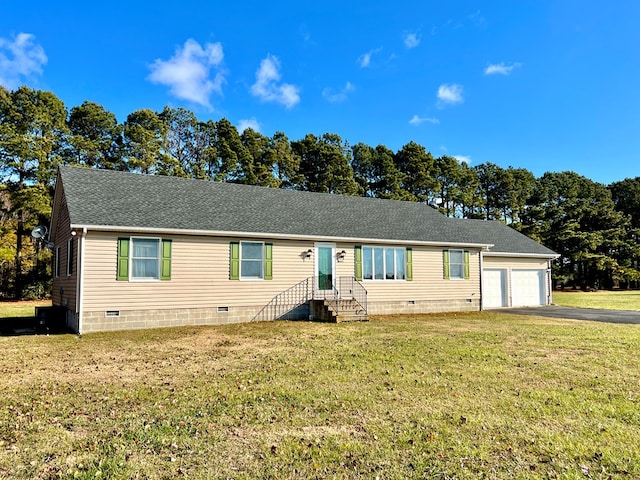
{"left": 312, "top": 276, "right": 368, "bottom": 314}
{"left": 252, "top": 277, "right": 311, "bottom": 321}
{"left": 253, "top": 275, "right": 368, "bottom": 322}
{"left": 337, "top": 276, "right": 368, "bottom": 315}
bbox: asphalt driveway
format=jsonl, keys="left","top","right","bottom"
{"left": 505, "top": 305, "right": 640, "bottom": 325}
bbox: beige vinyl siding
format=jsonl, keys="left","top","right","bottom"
{"left": 82, "top": 232, "right": 316, "bottom": 312}
{"left": 356, "top": 246, "right": 480, "bottom": 303}
{"left": 82, "top": 235, "right": 482, "bottom": 314}
{"left": 483, "top": 256, "right": 549, "bottom": 269}
{"left": 51, "top": 183, "right": 77, "bottom": 316}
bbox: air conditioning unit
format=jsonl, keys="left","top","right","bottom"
{"left": 35, "top": 306, "right": 67, "bottom": 333}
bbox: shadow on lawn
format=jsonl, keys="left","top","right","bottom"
{"left": 0, "top": 315, "right": 69, "bottom": 336}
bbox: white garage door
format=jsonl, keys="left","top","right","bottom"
{"left": 511, "top": 270, "right": 545, "bottom": 306}
{"left": 483, "top": 269, "right": 507, "bottom": 307}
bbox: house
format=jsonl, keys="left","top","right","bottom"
{"left": 49, "top": 166, "right": 558, "bottom": 334}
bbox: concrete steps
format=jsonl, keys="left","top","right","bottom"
{"left": 323, "top": 298, "right": 368, "bottom": 322}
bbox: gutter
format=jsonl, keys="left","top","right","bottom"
{"left": 482, "top": 252, "right": 560, "bottom": 259}
{"left": 69, "top": 224, "right": 495, "bottom": 250}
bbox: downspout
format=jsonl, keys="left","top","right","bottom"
{"left": 479, "top": 249, "right": 485, "bottom": 311}
{"left": 547, "top": 259, "right": 553, "bottom": 305}
{"left": 76, "top": 228, "right": 87, "bottom": 334}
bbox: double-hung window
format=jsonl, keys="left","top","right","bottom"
{"left": 54, "top": 247, "right": 60, "bottom": 278}
{"left": 360, "top": 246, "right": 407, "bottom": 281}
{"left": 66, "top": 239, "right": 74, "bottom": 276}
{"left": 131, "top": 238, "right": 161, "bottom": 280}
{"left": 117, "top": 237, "right": 172, "bottom": 281}
{"left": 241, "top": 241, "right": 264, "bottom": 279}
{"left": 443, "top": 249, "right": 469, "bottom": 280}
{"left": 229, "top": 241, "right": 273, "bottom": 280}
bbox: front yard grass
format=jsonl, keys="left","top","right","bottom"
{"left": 1, "top": 312, "right": 639, "bottom": 479}
{"left": 0, "top": 299, "right": 51, "bottom": 318}
{"left": 553, "top": 290, "right": 640, "bottom": 310}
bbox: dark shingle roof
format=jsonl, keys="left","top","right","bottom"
{"left": 57, "top": 166, "right": 556, "bottom": 256}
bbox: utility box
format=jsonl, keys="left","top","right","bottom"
{"left": 35, "top": 306, "right": 67, "bottom": 333}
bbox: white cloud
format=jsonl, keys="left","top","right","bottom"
{"left": 0, "top": 33, "right": 47, "bottom": 89}
{"left": 484, "top": 62, "right": 522, "bottom": 75}
{"left": 238, "top": 118, "right": 261, "bottom": 133}
{"left": 453, "top": 155, "right": 472, "bottom": 164}
{"left": 322, "top": 82, "right": 354, "bottom": 103}
{"left": 357, "top": 47, "right": 382, "bottom": 68}
{"left": 403, "top": 33, "right": 421, "bottom": 49}
{"left": 467, "top": 10, "right": 486, "bottom": 28}
{"left": 148, "top": 39, "right": 225, "bottom": 108}
{"left": 437, "top": 83, "right": 464, "bottom": 106}
{"left": 250, "top": 54, "right": 300, "bottom": 108}
{"left": 409, "top": 114, "right": 439, "bottom": 125}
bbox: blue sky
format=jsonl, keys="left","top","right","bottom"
{"left": 1, "top": 1, "right": 638, "bottom": 185}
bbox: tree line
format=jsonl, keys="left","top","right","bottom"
{"left": 1, "top": 85, "right": 639, "bottom": 298}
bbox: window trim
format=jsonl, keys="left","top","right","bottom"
{"left": 129, "top": 236, "right": 162, "bottom": 282}
{"left": 116, "top": 237, "right": 171, "bottom": 282}
{"left": 239, "top": 241, "right": 265, "bottom": 280}
{"left": 230, "top": 241, "right": 273, "bottom": 281}
{"left": 361, "top": 246, "right": 407, "bottom": 282}
{"left": 444, "top": 248, "right": 470, "bottom": 280}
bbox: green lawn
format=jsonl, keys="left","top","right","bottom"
{"left": 1, "top": 312, "right": 639, "bottom": 479}
{"left": 553, "top": 290, "right": 640, "bottom": 311}
{"left": 0, "top": 300, "right": 51, "bottom": 318}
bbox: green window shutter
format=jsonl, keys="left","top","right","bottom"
{"left": 463, "top": 250, "right": 470, "bottom": 280}
{"left": 406, "top": 248, "right": 413, "bottom": 281}
{"left": 264, "top": 243, "right": 273, "bottom": 280}
{"left": 443, "top": 250, "right": 450, "bottom": 280}
{"left": 160, "top": 239, "right": 172, "bottom": 281}
{"left": 117, "top": 238, "right": 129, "bottom": 281}
{"left": 354, "top": 245, "right": 362, "bottom": 281}
{"left": 229, "top": 242, "right": 240, "bottom": 280}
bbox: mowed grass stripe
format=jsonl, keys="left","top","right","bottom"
{"left": 0, "top": 312, "right": 638, "bottom": 479}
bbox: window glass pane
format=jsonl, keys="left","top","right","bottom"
{"left": 133, "top": 239, "right": 159, "bottom": 258}
{"left": 450, "top": 264, "right": 463, "bottom": 279}
{"left": 241, "top": 260, "right": 262, "bottom": 278}
{"left": 67, "top": 240, "right": 74, "bottom": 275}
{"left": 385, "top": 248, "right": 395, "bottom": 279}
{"left": 55, "top": 248, "right": 60, "bottom": 277}
{"left": 450, "top": 249, "right": 463, "bottom": 264}
{"left": 317, "top": 246, "right": 333, "bottom": 290}
{"left": 449, "top": 249, "right": 464, "bottom": 279}
{"left": 363, "top": 247, "right": 373, "bottom": 280}
{"left": 241, "top": 242, "right": 263, "bottom": 278}
{"left": 396, "top": 249, "right": 405, "bottom": 280}
{"left": 132, "top": 238, "right": 160, "bottom": 279}
{"left": 133, "top": 259, "right": 159, "bottom": 278}
{"left": 374, "top": 247, "right": 384, "bottom": 280}
{"left": 242, "top": 242, "right": 263, "bottom": 260}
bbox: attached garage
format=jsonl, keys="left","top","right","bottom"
{"left": 482, "top": 269, "right": 508, "bottom": 307}
{"left": 482, "top": 255, "right": 554, "bottom": 308}
{"left": 511, "top": 269, "right": 545, "bottom": 306}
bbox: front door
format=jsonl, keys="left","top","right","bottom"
{"left": 315, "top": 244, "right": 335, "bottom": 293}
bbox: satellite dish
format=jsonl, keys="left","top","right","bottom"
{"left": 31, "top": 225, "right": 48, "bottom": 239}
